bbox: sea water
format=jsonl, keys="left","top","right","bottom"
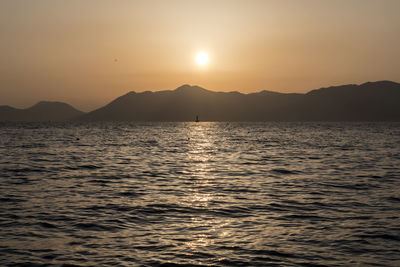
{"left": 0, "top": 122, "right": 399, "bottom": 266}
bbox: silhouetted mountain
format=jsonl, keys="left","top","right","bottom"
{"left": 1, "top": 81, "right": 399, "bottom": 122}
{"left": 0, "top": 101, "right": 84, "bottom": 122}
{"left": 300, "top": 81, "right": 400, "bottom": 121}
{"left": 79, "top": 81, "right": 400, "bottom": 121}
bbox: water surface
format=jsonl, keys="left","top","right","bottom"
{"left": 0, "top": 122, "right": 399, "bottom": 266}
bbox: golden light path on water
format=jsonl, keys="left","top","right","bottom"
{"left": 181, "top": 124, "right": 229, "bottom": 253}
{"left": 175, "top": 123, "right": 287, "bottom": 259}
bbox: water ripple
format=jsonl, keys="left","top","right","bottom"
{"left": 0, "top": 122, "right": 399, "bottom": 266}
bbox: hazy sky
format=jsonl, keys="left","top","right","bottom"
{"left": 1, "top": 0, "right": 399, "bottom": 111}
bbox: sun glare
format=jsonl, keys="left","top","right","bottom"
{"left": 195, "top": 52, "right": 209, "bottom": 66}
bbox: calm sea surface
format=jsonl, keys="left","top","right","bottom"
{"left": 0, "top": 122, "right": 399, "bottom": 266}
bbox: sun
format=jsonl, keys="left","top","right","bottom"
{"left": 195, "top": 52, "right": 209, "bottom": 66}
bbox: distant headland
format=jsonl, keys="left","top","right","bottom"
{"left": 1, "top": 81, "right": 400, "bottom": 122}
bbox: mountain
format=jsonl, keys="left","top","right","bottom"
{"left": 1, "top": 81, "right": 399, "bottom": 122}
{"left": 79, "top": 81, "right": 400, "bottom": 121}
{"left": 0, "top": 101, "right": 84, "bottom": 122}
{"left": 299, "top": 81, "right": 400, "bottom": 121}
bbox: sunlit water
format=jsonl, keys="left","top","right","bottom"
{"left": 0, "top": 122, "right": 399, "bottom": 266}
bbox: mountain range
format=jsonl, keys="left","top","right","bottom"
{"left": 0, "top": 101, "right": 84, "bottom": 122}
{"left": 1, "top": 81, "right": 400, "bottom": 122}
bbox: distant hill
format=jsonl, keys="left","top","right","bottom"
{"left": 79, "top": 81, "right": 400, "bottom": 121}
{"left": 1, "top": 81, "right": 399, "bottom": 122}
{"left": 0, "top": 101, "right": 84, "bottom": 122}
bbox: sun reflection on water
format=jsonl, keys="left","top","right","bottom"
{"left": 181, "top": 123, "right": 222, "bottom": 250}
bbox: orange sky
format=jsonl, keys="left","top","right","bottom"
{"left": 1, "top": 0, "right": 399, "bottom": 111}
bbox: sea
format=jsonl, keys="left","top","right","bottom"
{"left": 0, "top": 122, "right": 399, "bottom": 266}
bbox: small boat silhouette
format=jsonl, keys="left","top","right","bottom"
{"left": 195, "top": 115, "right": 199, "bottom": 122}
